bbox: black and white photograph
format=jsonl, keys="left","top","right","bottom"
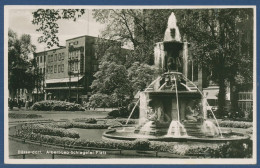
{"left": 4, "top": 6, "right": 256, "bottom": 164}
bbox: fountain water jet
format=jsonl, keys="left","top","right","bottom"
{"left": 139, "top": 121, "right": 154, "bottom": 135}
{"left": 166, "top": 121, "right": 187, "bottom": 137}
{"left": 202, "top": 120, "right": 220, "bottom": 137}
{"left": 102, "top": 12, "right": 249, "bottom": 143}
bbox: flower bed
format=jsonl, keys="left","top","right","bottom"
{"left": 48, "top": 122, "right": 109, "bottom": 129}
{"left": 31, "top": 100, "right": 85, "bottom": 111}
{"left": 73, "top": 118, "right": 97, "bottom": 124}
{"left": 217, "top": 120, "right": 252, "bottom": 129}
{"left": 13, "top": 130, "right": 252, "bottom": 158}
{"left": 9, "top": 113, "right": 42, "bottom": 119}
{"left": 21, "top": 124, "right": 80, "bottom": 138}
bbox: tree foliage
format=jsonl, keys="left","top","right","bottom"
{"left": 90, "top": 61, "right": 132, "bottom": 108}
{"left": 128, "top": 62, "right": 159, "bottom": 94}
{"left": 175, "top": 9, "right": 253, "bottom": 115}
{"left": 8, "top": 29, "right": 37, "bottom": 97}
{"left": 32, "top": 9, "right": 85, "bottom": 48}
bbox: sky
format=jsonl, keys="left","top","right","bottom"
{"left": 7, "top": 8, "right": 105, "bottom": 53}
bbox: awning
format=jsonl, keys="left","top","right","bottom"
{"left": 45, "top": 86, "right": 84, "bottom": 90}
{"left": 46, "top": 76, "right": 83, "bottom": 84}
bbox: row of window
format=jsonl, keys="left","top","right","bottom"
{"left": 48, "top": 52, "right": 65, "bottom": 63}
{"left": 238, "top": 101, "right": 253, "bottom": 112}
{"left": 36, "top": 56, "right": 45, "bottom": 64}
{"left": 68, "top": 50, "right": 81, "bottom": 60}
{"left": 238, "top": 92, "right": 253, "bottom": 100}
{"left": 70, "top": 62, "right": 79, "bottom": 72}
{"left": 46, "top": 64, "right": 65, "bottom": 74}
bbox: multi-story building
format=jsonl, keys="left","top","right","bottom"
{"left": 34, "top": 35, "right": 128, "bottom": 103}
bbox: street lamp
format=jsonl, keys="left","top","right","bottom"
{"left": 68, "top": 57, "right": 71, "bottom": 102}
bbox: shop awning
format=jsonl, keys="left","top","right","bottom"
{"left": 46, "top": 76, "right": 83, "bottom": 84}
{"left": 45, "top": 86, "right": 84, "bottom": 90}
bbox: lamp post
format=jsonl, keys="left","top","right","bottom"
{"left": 76, "top": 59, "right": 80, "bottom": 103}
{"left": 68, "top": 57, "right": 71, "bottom": 102}
{"left": 43, "top": 47, "right": 46, "bottom": 100}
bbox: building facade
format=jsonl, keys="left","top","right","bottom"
{"left": 34, "top": 35, "right": 128, "bottom": 103}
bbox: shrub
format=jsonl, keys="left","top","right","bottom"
{"left": 14, "top": 130, "right": 252, "bottom": 158}
{"left": 133, "top": 139, "right": 150, "bottom": 150}
{"left": 32, "top": 100, "right": 85, "bottom": 111}
{"left": 105, "top": 119, "right": 138, "bottom": 125}
{"left": 9, "top": 113, "right": 42, "bottom": 119}
{"left": 217, "top": 120, "right": 252, "bottom": 129}
{"left": 85, "top": 118, "right": 97, "bottom": 124}
{"left": 21, "top": 124, "right": 80, "bottom": 138}
{"left": 72, "top": 118, "right": 97, "bottom": 124}
{"left": 48, "top": 122, "right": 109, "bottom": 129}
{"left": 107, "top": 107, "right": 131, "bottom": 118}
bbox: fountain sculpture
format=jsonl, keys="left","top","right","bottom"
{"left": 103, "top": 12, "right": 249, "bottom": 142}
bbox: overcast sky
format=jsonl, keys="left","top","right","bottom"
{"left": 7, "top": 8, "right": 105, "bottom": 52}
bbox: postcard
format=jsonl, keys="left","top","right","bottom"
{"left": 4, "top": 5, "right": 257, "bottom": 165}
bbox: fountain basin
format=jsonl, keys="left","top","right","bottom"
{"left": 103, "top": 126, "right": 250, "bottom": 143}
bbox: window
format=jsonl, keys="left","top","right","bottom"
{"left": 58, "top": 53, "right": 61, "bottom": 61}
{"left": 54, "top": 54, "right": 57, "bottom": 61}
{"left": 58, "top": 65, "right": 60, "bottom": 73}
{"left": 54, "top": 65, "right": 57, "bottom": 73}
{"left": 62, "top": 52, "right": 64, "bottom": 60}
{"left": 75, "top": 62, "right": 78, "bottom": 71}
{"left": 71, "top": 52, "right": 74, "bottom": 59}
{"left": 61, "top": 64, "right": 64, "bottom": 72}
{"left": 50, "top": 66, "right": 53, "bottom": 73}
{"left": 68, "top": 52, "right": 71, "bottom": 59}
{"left": 40, "top": 56, "right": 42, "bottom": 63}
{"left": 75, "top": 50, "right": 80, "bottom": 59}
{"left": 49, "top": 55, "right": 53, "bottom": 62}
{"left": 71, "top": 63, "right": 74, "bottom": 71}
{"left": 36, "top": 57, "right": 39, "bottom": 64}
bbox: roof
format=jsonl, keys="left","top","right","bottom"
{"left": 46, "top": 76, "right": 83, "bottom": 84}
{"left": 35, "top": 46, "right": 66, "bottom": 54}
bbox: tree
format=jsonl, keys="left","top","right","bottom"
{"left": 93, "top": 9, "right": 174, "bottom": 65}
{"left": 32, "top": 9, "right": 173, "bottom": 64}
{"left": 94, "top": 38, "right": 131, "bottom": 67}
{"left": 90, "top": 61, "right": 132, "bottom": 108}
{"left": 32, "top": 9, "right": 85, "bottom": 48}
{"left": 128, "top": 62, "right": 159, "bottom": 94}
{"left": 8, "top": 29, "right": 37, "bottom": 98}
{"left": 175, "top": 9, "right": 253, "bottom": 116}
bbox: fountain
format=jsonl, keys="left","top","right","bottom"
{"left": 103, "top": 12, "right": 249, "bottom": 142}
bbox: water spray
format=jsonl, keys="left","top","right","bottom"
{"left": 182, "top": 75, "right": 223, "bottom": 137}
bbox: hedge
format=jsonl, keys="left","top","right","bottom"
{"left": 49, "top": 122, "right": 109, "bottom": 129}
{"left": 9, "top": 113, "right": 42, "bottom": 119}
{"left": 13, "top": 131, "right": 252, "bottom": 158}
{"left": 73, "top": 118, "right": 97, "bottom": 124}
{"left": 32, "top": 100, "right": 85, "bottom": 111}
{"left": 21, "top": 124, "right": 79, "bottom": 138}
{"left": 217, "top": 120, "right": 252, "bottom": 129}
